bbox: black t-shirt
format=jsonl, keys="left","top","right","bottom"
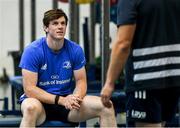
{"left": 117, "top": 0, "right": 180, "bottom": 92}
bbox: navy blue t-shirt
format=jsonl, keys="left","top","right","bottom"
{"left": 19, "top": 37, "right": 86, "bottom": 101}
{"left": 117, "top": 0, "right": 180, "bottom": 92}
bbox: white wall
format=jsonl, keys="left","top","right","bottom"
{"left": 0, "top": 0, "right": 19, "bottom": 76}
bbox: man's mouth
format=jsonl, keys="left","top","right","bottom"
{"left": 57, "top": 31, "right": 63, "bottom": 34}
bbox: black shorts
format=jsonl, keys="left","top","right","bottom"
{"left": 126, "top": 87, "right": 179, "bottom": 124}
{"left": 43, "top": 103, "right": 79, "bottom": 126}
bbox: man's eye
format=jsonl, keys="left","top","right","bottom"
{"left": 52, "top": 22, "right": 58, "bottom": 25}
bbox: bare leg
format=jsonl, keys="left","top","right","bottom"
{"left": 68, "top": 95, "right": 117, "bottom": 127}
{"left": 20, "top": 98, "right": 46, "bottom": 128}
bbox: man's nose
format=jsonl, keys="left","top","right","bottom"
{"left": 57, "top": 24, "right": 63, "bottom": 29}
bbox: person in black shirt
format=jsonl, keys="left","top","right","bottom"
{"left": 101, "top": 0, "right": 180, "bottom": 127}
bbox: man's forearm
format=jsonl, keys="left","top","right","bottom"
{"left": 73, "top": 80, "right": 87, "bottom": 99}
{"left": 106, "top": 40, "right": 130, "bottom": 85}
{"left": 24, "top": 86, "right": 56, "bottom": 104}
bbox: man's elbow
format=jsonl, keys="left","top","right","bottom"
{"left": 113, "top": 40, "right": 131, "bottom": 53}
{"left": 24, "top": 86, "right": 36, "bottom": 98}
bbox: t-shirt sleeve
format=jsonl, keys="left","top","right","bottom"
{"left": 73, "top": 46, "right": 86, "bottom": 70}
{"left": 117, "top": 0, "right": 138, "bottom": 26}
{"left": 19, "top": 46, "right": 40, "bottom": 73}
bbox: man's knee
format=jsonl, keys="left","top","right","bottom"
{"left": 100, "top": 101, "right": 115, "bottom": 116}
{"left": 24, "top": 104, "right": 39, "bottom": 114}
{"left": 21, "top": 98, "right": 44, "bottom": 116}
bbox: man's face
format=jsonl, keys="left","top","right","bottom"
{"left": 44, "top": 16, "right": 67, "bottom": 40}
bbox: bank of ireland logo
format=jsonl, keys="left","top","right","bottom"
{"left": 63, "top": 61, "right": 71, "bottom": 69}
{"left": 51, "top": 75, "right": 59, "bottom": 79}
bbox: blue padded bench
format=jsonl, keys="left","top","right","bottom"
{"left": 0, "top": 117, "right": 78, "bottom": 127}
{"left": 0, "top": 117, "right": 21, "bottom": 127}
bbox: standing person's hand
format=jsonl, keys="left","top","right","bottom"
{"left": 100, "top": 83, "right": 114, "bottom": 108}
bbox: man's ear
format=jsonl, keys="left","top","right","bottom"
{"left": 43, "top": 25, "right": 48, "bottom": 33}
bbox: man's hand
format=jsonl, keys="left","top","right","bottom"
{"left": 62, "top": 94, "right": 82, "bottom": 110}
{"left": 100, "top": 83, "right": 114, "bottom": 108}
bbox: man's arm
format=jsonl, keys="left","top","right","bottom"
{"left": 106, "top": 24, "right": 136, "bottom": 86}
{"left": 101, "top": 24, "right": 136, "bottom": 107}
{"left": 59, "top": 67, "right": 87, "bottom": 110}
{"left": 22, "top": 69, "right": 56, "bottom": 104}
{"left": 73, "top": 67, "right": 87, "bottom": 99}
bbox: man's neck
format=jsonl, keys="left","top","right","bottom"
{"left": 46, "top": 37, "right": 64, "bottom": 52}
